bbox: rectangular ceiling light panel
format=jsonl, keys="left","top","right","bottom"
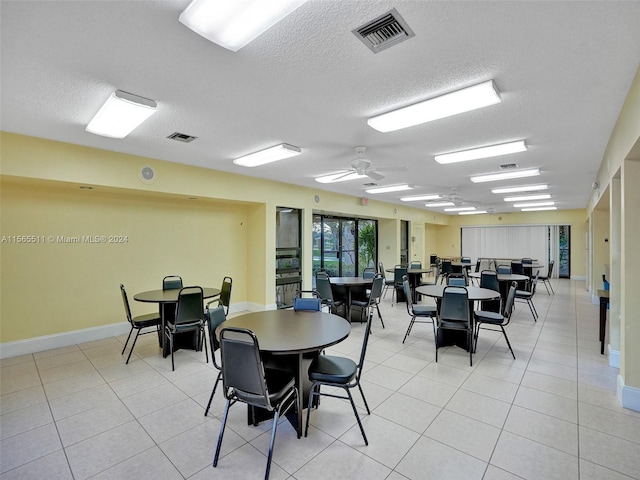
{"left": 86, "top": 90, "right": 157, "bottom": 139}
{"left": 491, "top": 184, "right": 548, "bottom": 194}
{"left": 459, "top": 210, "right": 487, "bottom": 215}
{"left": 521, "top": 206, "right": 557, "bottom": 212}
{"left": 400, "top": 194, "right": 441, "bottom": 201}
{"left": 179, "top": 0, "right": 308, "bottom": 52}
{"left": 444, "top": 206, "right": 476, "bottom": 212}
{"left": 368, "top": 80, "right": 501, "bottom": 133}
{"left": 470, "top": 168, "right": 540, "bottom": 183}
{"left": 233, "top": 143, "right": 301, "bottom": 167}
{"left": 513, "top": 201, "right": 555, "bottom": 208}
{"left": 425, "top": 201, "right": 455, "bottom": 207}
{"left": 503, "top": 194, "right": 551, "bottom": 202}
{"left": 435, "top": 140, "right": 527, "bottom": 164}
{"left": 365, "top": 184, "right": 413, "bottom": 194}
{"left": 315, "top": 172, "right": 368, "bottom": 183}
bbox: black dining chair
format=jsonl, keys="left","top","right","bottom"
{"left": 204, "top": 306, "right": 226, "bottom": 416}
{"left": 165, "top": 286, "right": 207, "bottom": 371}
{"left": 402, "top": 276, "right": 437, "bottom": 344}
{"left": 479, "top": 270, "right": 501, "bottom": 313}
{"left": 351, "top": 275, "right": 385, "bottom": 328}
{"left": 162, "top": 275, "right": 183, "bottom": 290}
{"left": 540, "top": 260, "right": 555, "bottom": 294}
{"left": 119, "top": 284, "right": 161, "bottom": 364}
{"left": 436, "top": 286, "right": 473, "bottom": 366}
{"left": 391, "top": 265, "right": 407, "bottom": 306}
{"left": 213, "top": 327, "right": 298, "bottom": 480}
{"left": 474, "top": 282, "right": 517, "bottom": 359}
{"left": 379, "top": 261, "right": 395, "bottom": 299}
{"left": 315, "top": 272, "right": 346, "bottom": 317}
{"left": 305, "top": 290, "right": 374, "bottom": 446}
{"left": 516, "top": 271, "right": 540, "bottom": 321}
{"left": 439, "top": 259, "right": 453, "bottom": 283}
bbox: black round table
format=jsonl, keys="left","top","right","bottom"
{"left": 468, "top": 272, "right": 529, "bottom": 297}
{"left": 219, "top": 310, "right": 350, "bottom": 436}
{"left": 134, "top": 287, "right": 221, "bottom": 356}
{"left": 329, "top": 277, "right": 374, "bottom": 321}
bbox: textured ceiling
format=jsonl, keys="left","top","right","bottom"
{"left": 2, "top": 0, "right": 640, "bottom": 214}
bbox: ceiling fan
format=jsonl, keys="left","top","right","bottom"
{"left": 328, "top": 146, "right": 407, "bottom": 182}
{"left": 444, "top": 188, "right": 480, "bottom": 207}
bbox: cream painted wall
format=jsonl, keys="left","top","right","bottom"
{"left": 0, "top": 178, "right": 249, "bottom": 343}
{"left": 434, "top": 210, "right": 588, "bottom": 277}
{"left": 592, "top": 209, "right": 610, "bottom": 287}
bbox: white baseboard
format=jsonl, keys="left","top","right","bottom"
{"left": 1, "top": 302, "right": 271, "bottom": 360}
{"left": 617, "top": 375, "right": 640, "bottom": 412}
{"left": 0, "top": 322, "right": 131, "bottom": 359}
{"left": 608, "top": 346, "right": 620, "bottom": 368}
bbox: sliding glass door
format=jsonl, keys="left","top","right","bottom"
{"left": 313, "top": 215, "right": 377, "bottom": 277}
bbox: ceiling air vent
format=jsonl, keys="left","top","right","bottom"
{"left": 352, "top": 8, "right": 415, "bottom": 53}
{"left": 167, "top": 132, "right": 197, "bottom": 143}
{"left": 500, "top": 163, "right": 519, "bottom": 169}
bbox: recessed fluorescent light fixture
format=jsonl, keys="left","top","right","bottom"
{"left": 521, "top": 206, "right": 558, "bottom": 212}
{"left": 444, "top": 206, "right": 476, "bottom": 212}
{"left": 233, "top": 143, "right": 301, "bottom": 167}
{"left": 365, "top": 184, "right": 414, "bottom": 194}
{"left": 315, "top": 172, "right": 368, "bottom": 183}
{"left": 400, "top": 194, "right": 442, "bottom": 202}
{"left": 367, "top": 80, "right": 501, "bottom": 133}
{"left": 459, "top": 210, "right": 487, "bottom": 215}
{"left": 503, "top": 194, "right": 551, "bottom": 202}
{"left": 491, "top": 184, "right": 548, "bottom": 194}
{"left": 86, "top": 90, "right": 157, "bottom": 139}
{"left": 513, "top": 201, "right": 555, "bottom": 208}
{"left": 179, "top": 0, "right": 309, "bottom": 52}
{"left": 435, "top": 140, "right": 527, "bottom": 165}
{"left": 425, "top": 201, "right": 455, "bottom": 207}
{"left": 470, "top": 168, "right": 540, "bottom": 183}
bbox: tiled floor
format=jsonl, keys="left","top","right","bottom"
{"left": 2, "top": 279, "right": 640, "bottom": 479}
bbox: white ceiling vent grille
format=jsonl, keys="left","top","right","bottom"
{"left": 353, "top": 8, "right": 415, "bottom": 53}
{"left": 167, "top": 132, "right": 197, "bottom": 143}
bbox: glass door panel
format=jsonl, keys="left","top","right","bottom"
{"left": 322, "top": 218, "right": 340, "bottom": 276}
{"left": 341, "top": 220, "right": 356, "bottom": 277}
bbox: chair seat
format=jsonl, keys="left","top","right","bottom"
{"left": 474, "top": 310, "right": 503, "bottom": 323}
{"left": 384, "top": 279, "right": 395, "bottom": 286}
{"left": 131, "top": 312, "right": 161, "bottom": 328}
{"left": 235, "top": 369, "right": 295, "bottom": 407}
{"left": 167, "top": 320, "right": 203, "bottom": 333}
{"left": 350, "top": 298, "right": 368, "bottom": 307}
{"left": 439, "top": 319, "right": 469, "bottom": 330}
{"left": 413, "top": 305, "right": 437, "bottom": 315}
{"left": 309, "top": 355, "right": 357, "bottom": 384}
{"left": 515, "top": 290, "right": 532, "bottom": 298}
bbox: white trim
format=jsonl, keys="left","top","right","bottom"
{"left": 617, "top": 375, "right": 640, "bottom": 412}
{"left": 608, "top": 346, "right": 620, "bottom": 368}
{"left": 571, "top": 275, "right": 586, "bottom": 281}
{"left": 0, "top": 322, "right": 131, "bottom": 359}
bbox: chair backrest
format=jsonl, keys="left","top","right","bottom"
{"left": 362, "top": 267, "right": 376, "bottom": 279}
{"left": 206, "top": 305, "right": 226, "bottom": 358}
{"left": 475, "top": 260, "right": 481, "bottom": 272}
{"left": 163, "top": 275, "right": 183, "bottom": 290}
{"left": 378, "top": 262, "right": 386, "bottom": 279}
{"left": 355, "top": 293, "right": 375, "bottom": 378}
{"left": 410, "top": 261, "right": 422, "bottom": 269}
{"left": 480, "top": 270, "right": 499, "bottom": 292}
{"left": 430, "top": 254, "right": 438, "bottom": 266}
{"left": 530, "top": 272, "right": 539, "bottom": 296}
{"left": 447, "top": 273, "right": 467, "bottom": 286}
{"left": 402, "top": 276, "right": 414, "bottom": 314}
{"left": 315, "top": 272, "right": 334, "bottom": 302}
{"left": 511, "top": 261, "right": 524, "bottom": 275}
{"left": 393, "top": 265, "right": 407, "bottom": 286}
{"left": 461, "top": 256, "right": 471, "bottom": 264}
{"left": 174, "top": 286, "right": 204, "bottom": 326}
{"left": 497, "top": 264, "right": 512, "bottom": 274}
{"left": 440, "top": 286, "right": 470, "bottom": 324}
{"left": 441, "top": 259, "right": 453, "bottom": 275}
{"left": 120, "top": 284, "right": 133, "bottom": 324}
{"left": 547, "top": 260, "right": 555, "bottom": 277}
{"left": 293, "top": 290, "right": 322, "bottom": 311}
{"left": 432, "top": 262, "right": 440, "bottom": 281}
{"left": 218, "top": 276, "right": 233, "bottom": 314}
{"left": 502, "top": 282, "right": 518, "bottom": 323}
{"left": 369, "top": 275, "right": 384, "bottom": 304}
{"left": 522, "top": 258, "right": 533, "bottom": 265}
{"left": 219, "top": 327, "right": 273, "bottom": 410}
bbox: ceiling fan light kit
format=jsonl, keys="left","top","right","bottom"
{"left": 367, "top": 80, "right": 501, "bottom": 133}
{"left": 434, "top": 140, "right": 527, "bottom": 164}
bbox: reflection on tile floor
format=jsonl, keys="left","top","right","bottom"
{"left": 2, "top": 279, "right": 639, "bottom": 479}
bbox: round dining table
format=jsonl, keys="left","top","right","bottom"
{"left": 134, "top": 287, "right": 221, "bottom": 356}
{"left": 468, "top": 272, "right": 529, "bottom": 297}
{"left": 218, "top": 309, "right": 350, "bottom": 436}
{"left": 329, "top": 277, "right": 373, "bottom": 321}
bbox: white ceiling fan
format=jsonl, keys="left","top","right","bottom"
{"left": 320, "top": 146, "right": 407, "bottom": 183}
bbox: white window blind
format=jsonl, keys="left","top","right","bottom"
{"left": 462, "top": 225, "right": 548, "bottom": 277}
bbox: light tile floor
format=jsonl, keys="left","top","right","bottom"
{"left": 2, "top": 279, "right": 640, "bottom": 479}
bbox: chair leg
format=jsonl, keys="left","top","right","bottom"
{"left": 169, "top": 332, "right": 175, "bottom": 371}
{"left": 204, "top": 371, "right": 222, "bottom": 416}
{"left": 543, "top": 280, "right": 551, "bottom": 295}
{"left": 376, "top": 303, "right": 385, "bottom": 328}
{"left": 213, "top": 399, "right": 231, "bottom": 467}
{"left": 468, "top": 329, "right": 473, "bottom": 366}
{"left": 501, "top": 325, "right": 516, "bottom": 359}
{"left": 403, "top": 317, "right": 415, "bottom": 343}
{"left": 357, "top": 382, "right": 370, "bottom": 415}
{"left": 265, "top": 409, "right": 281, "bottom": 480}
{"left": 527, "top": 300, "right": 537, "bottom": 321}
{"left": 121, "top": 326, "right": 134, "bottom": 355}
{"left": 530, "top": 299, "right": 538, "bottom": 318}
{"left": 346, "top": 387, "right": 368, "bottom": 445}
{"left": 125, "top": 328, "right": 142, "bottom": 364}
{"left": 305, "top": 383, "right": 318, "bottom": 437}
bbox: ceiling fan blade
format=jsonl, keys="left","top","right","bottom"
{"left": 372, "top": 166, "right": 408, "bottom": 172}
{"left": 366, "top": 170, "right": 385, "bottom": 181}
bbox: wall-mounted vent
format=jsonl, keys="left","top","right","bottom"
{"left": 167, "top": 132, "right": 197, "bottom": 143}
{"left": 500, "top": 163, "right": 519, "bottom": 169}
{"left": 352, "top": 8, "right": 415, "bottom": 54}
